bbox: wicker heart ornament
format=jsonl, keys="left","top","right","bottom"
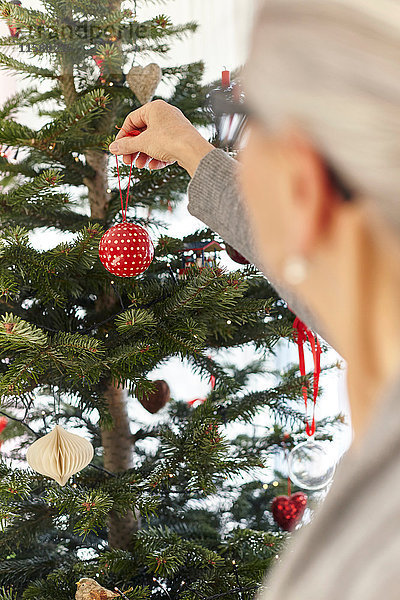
{"left": 126, "top": 63, "right": 162, "bottom": 105}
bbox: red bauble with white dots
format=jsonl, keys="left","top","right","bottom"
{"left": 99, "top": 222, "right": 154, "bottom": 277}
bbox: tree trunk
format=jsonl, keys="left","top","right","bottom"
{"left": 83, "top": 151, "right": 110, "bottom": 219}
{"left": 59, "top": 18, "right": 138, "bottom": 548}
{"left": 84, "top": 141, "right": 138, "bottom": 552}
{"left": 101, "top": 385, "right": 139, "bottom": 549}
{"left": 87, "top": 152, "right": 138, "bottom": 549}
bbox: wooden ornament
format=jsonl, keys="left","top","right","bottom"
{"left": 126, "top": 63, "right": 162, "bottom": 105}
{"left": 76, "top": 578, "right": 118, "bottom": 600}
{"left": 26, "top": 425, "right": 94, "bottom": 486}
{"left": 139, "top": 380, "right": 170, "bottom": 414}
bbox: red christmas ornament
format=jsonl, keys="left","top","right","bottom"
{"left": 155, "top": 14, "right": 169, "bottom": 28}
{"left": 271, "top": 492, "right": 307, "bottom": 531}
{"left": 99, "top": 222, "right": 154, "bottom": 277}
{"left": 100, "top": 146, "right": 154, "bottom": 277}
{"left": 225, "top": 243, "right": 250, "bottom": 265}
{"left": 5, "top": 0, "right": 22, "bottom": 38}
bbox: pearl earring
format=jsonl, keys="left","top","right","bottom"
{"left": 282, "top": 255, "right": 308, "bottom": 286}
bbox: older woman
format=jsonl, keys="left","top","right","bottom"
{"left": 109, "top": 0, "right": 400, "bottom": 597}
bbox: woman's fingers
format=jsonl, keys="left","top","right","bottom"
{"left": 122, "top": 152, "right": 139, "bottom": 165}
{"left": 115, "top": 106, "right": 148, "bottom": 140}
{"left": 121, "top": 154, "right": 172, "bottom": 170}
{"left": 148, "top": 158, "right": 170, "bottom": 170}
{"left": 121, "top": 153, "right": 173, "bottom": 170}
{"left": 109, "top": 100, "right": 211, "bottom": 174}
{"left": 121, "top": 152, "right": 148, "bottom": 167}
{"left": 109, "top": 134, "right": 144, "bottom": 155}
{"left": 135, "top": 153, "right": 150, "bottom": 168}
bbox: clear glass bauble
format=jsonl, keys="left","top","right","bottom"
{"left": 288, "top": 440, "right": 336, "bottom": 490}
{"left": 205, "top": 84, "right": 247, "bottom": 151}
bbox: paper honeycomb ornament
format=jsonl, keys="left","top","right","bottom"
{"left": 26, "top": 425, "right": 94, "bottom": 486}
{"left": 99, "top": 222, "right": 154, "bottom": 277}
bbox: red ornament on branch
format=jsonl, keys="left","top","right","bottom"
{"left": 99, "top": 222, "right": 154, "bottom": 277}
{"left": 100, "top": 132, "right": 154, "bottom": 277}
{"left": 4, "top": 0, "right": 21, "bottom": 38}
{"left": 271, "top": 492, "right": 307, "bottom": 531}
{"left": 155, "top": 14, "right": 169, "bottom": 28}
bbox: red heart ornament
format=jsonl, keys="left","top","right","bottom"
{"left": 99, "top": 222, "right": 154, "bottom": 277}
{"left": 271, "top": 492, "right": 308, "bottom": 531}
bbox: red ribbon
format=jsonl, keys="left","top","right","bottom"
{"left": 293, "top": 317, "right": 321, "bottom": 437}
{"left": 188, "top": 360, "right": 216, "bottom": 406}
{"left": 113, "top": 127, "right": 141, "bottom": 221}
{"left": 0, "top": 416, "right": 7, "bottom": 449}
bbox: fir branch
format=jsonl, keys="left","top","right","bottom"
{"left": 0, "top": 410, "right": 39, "bottom": 439}
{"left": 0, "top": 86, "right": 38, "bottom": 119}
{"left": 0, "top": 588, "right": 17, "bottom": 600}
{"left": 0, "top": 51, "right": 55, "bottom": 78}
{"left": 0, "top": 119, "right": 36, "bottom": 146}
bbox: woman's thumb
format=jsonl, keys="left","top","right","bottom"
{"left": 109, "top": 131, "right": 150, "bottom": 156}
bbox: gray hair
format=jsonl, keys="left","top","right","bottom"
{"left": 245, "top": 0, "right": 400, "bottom": 231}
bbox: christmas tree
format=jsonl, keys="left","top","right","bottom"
{"left": 0, "top": 1, "right": 340, "bottom": 599}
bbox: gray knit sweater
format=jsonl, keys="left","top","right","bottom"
{"left": 187, "top": 148, "right": 400, "bottom": 600}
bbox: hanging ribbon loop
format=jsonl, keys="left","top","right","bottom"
{"left": 293, "top": 317, "right": 321, "bottom": 437}
{"left": 113, "top": 127, "right": 142, "bottom": 221}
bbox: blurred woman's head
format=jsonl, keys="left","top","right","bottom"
{"left": 240, "top": 0, "right": 400, "bottom": 435}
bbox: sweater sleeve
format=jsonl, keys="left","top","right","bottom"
{"left": 187, "top": 148, "right": 329, "bottom": 342}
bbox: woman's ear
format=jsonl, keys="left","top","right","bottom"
{"left": 282, "top": 127, "right": 340, "bottom": 257}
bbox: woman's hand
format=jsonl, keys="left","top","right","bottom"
{"left": 108, "top": 100, "right": 214, "bottom": 176}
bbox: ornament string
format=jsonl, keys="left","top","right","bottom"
{"left": 187, "top": 359, "right": 216, "bottom": 406}
{"left": 114, "top": 126, "right": 141, "bottom": 221}
{"left": 293, "top": 317, "right": 321, "bottom": 437}
{"left": 115, "top": 154, "right": 133, "bottom": 221}
{"left": 282, "top": 440, "right": 291, "bottom": 496}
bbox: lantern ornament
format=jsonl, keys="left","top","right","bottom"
{"left": 178, "top": 240, "right": 222, "bottom": 278}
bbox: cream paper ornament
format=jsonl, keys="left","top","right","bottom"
{"left": 126, "top": 63, "right": 162, "bottom": 105}
{"left": 26, "top": 425, "right": 94, "bottom": 486}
